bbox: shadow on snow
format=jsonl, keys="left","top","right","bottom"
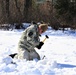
{"left": 57, "top": 63, "right": 76, "bottom": 68}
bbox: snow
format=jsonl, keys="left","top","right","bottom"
{"left": 0, "top": 26, "right": 76, "bottom": 75}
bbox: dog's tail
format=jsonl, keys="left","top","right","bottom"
{"left": 9, "top": 53, "right": 17, "bottom": 58}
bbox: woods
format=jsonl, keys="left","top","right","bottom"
{"left": 54, "top": 0, "right": 76, "bottom": 30}
{"left": 0, "top": 0, "right": 76, "bottom": 30}
{"left": 0, "top": 0, "right": 52, "bottom": 24}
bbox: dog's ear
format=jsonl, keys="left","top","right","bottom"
{"left": 31, "top": 21, "right": 37, "bottom": 24}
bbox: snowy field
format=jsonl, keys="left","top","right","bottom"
{"left": 0, "top": 27, "right": 76, "bottom": 75}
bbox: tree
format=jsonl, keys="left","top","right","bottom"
{"left": 6, "top": 0, "right": 10, "bottom": 23}
{"left": 23, "top": 0, "right": 32, "bottom": 22}
{"left": 55, "top": 0, "right": 76, "bottom": 27}
{"left": 0, "top": 0, "right": 8, "bottom": 24}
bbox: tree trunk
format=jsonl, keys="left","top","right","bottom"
{"left": 14, "top": 0, "right": 22, "bottom": 16}
{"left": 6, "top": 0, "right": 10, "bottom": 23}
{"left": 23, "top": 0, "right": 32, "bottom": 22}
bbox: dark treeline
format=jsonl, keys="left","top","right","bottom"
{"left": 54, "top": 0, "right": 76, "bottom": 30}
{"left": 0, "top": 0, "right": 76, "bottom": 30}
{"left": 0, "top": 0, "right": 53, "bottom": 24}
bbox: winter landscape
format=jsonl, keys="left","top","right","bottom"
{"left": 0, "top": 25, "right": 76, "bottom": 75}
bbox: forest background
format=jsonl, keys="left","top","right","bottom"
{"left": 0, "top": 0, "right": 76, "bottom": 31}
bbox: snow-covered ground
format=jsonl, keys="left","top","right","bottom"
{"left": 0, "top": 27, "right": 76, "bottom": 75}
